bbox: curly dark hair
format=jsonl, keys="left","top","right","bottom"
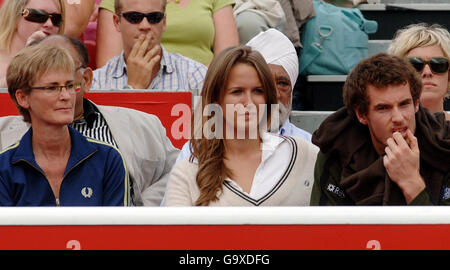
{"left": 343, "top": 53, "right": 422, "bottom": 116}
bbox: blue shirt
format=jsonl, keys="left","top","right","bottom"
{"left": 279, "top": 119, "right": 312, "bottom": 142}
{"left": 92, "top": 47, "right": 207, "bottom": 91}
{"left": 0, "top": 127, "right": 130, "bottom": 206}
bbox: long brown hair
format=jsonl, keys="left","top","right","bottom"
{"left": 191, "top": 45, "right": 278, "bottom": 206}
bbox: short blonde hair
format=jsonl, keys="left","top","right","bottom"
{"left": 6, "top": 43, "right": 74, "bottom": 123}
{"left": 388, "top": 23, "right": 450, "bottom": 59}
{"left": 388, "top": 23, "right": 450, "bottom": 98}
{"left": 0, "top": 0, "right": 65, "bottom": 52}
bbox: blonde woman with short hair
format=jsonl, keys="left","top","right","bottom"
{"left": 388, "top": 23, "right": 450, "bottom": 121}
{"left": 0, "top": 43, "right": 129, "bottom": 206}
{"left": 0, "top": 0, "right": 65, "bottom": 88}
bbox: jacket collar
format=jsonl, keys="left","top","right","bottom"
{"left": 11, "top": 126, "right": 98, "bottom": 175}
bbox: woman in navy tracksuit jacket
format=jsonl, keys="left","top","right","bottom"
{"left": 0, "top": 126, "right": 130, "bottom": 206}
{"left": 0, "top": 43, "right": 129, "bottom": 206}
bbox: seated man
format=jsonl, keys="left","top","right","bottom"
{"left": 246, "top": 29, "right": 311, "bottom": 141}
{"left": 0, "top": 34, "right": 179, "bottom": 206}
{"left": 92, "top": 0, "right": 207, "bottom": 91}
{"left": 310, "top": 53, "right": 450, "bottom": 205}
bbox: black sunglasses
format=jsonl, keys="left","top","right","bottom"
{"left": 408, "top": 57, "right": 450, "bottom": 74}
{"left": 22, "top": 8, "right": 62, "bottom": 27}
{"left": 119, "top": 11, "right": 164, "bottom": 24}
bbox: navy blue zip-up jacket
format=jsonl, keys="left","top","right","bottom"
{"left": 0, "top": 126, "right": 129, "bottom": 206}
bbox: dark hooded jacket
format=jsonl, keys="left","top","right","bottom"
{"left": 310, "top": 106, "right": 450, "bottom": 205}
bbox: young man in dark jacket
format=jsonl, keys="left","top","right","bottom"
{"left": 310, "top": 53, "right": 450, "bottom": 205}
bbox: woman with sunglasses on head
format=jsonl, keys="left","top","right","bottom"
{"left": 0, "top": 43, "right": 130, "bottom": 206}
{"left": 0, "top": 0, "right": 65, "bottom": 88}
{"left": 388, "top": 23, "right": 450, "bottom": 121}
{"left": 163, "top": 46, "right": 318, "bottom": 206}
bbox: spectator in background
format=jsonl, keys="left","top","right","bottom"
{"left": 276, "top": 0, "right": 315, "bottom": 51}
{"left": 96, "top": 0, "right": 122, "bottom": 68}
{"left": 92, "top": 0, "right": 207, "bottom": 91}
{"left": 0, "top": 34, "right": 179, "bottom": 206}
{"left": 162, "top": 0, "right": 239, "bottom": 66}
{"left": 96, "top": 0, "right": 239, "bottom": 67}
{"left": 0, "top": 43, "right": 129, "bottom": 206}
{"left": 233, "top": 0, "right": 285, "bottom": 44}
{"left": 247, "top": 29, "right": 311, "bottom": 140}
{"left": 310, "top": 53, "right": 450, "bottom": 206}
{"left": 388, "top": 23, "right": 450, "bottom": 121}
{"left": 63, "top": 0, "right": 96, "bottom": 39}
{"left": 176, "top": 29, "right": 311, "bottom": 163}
{"left": 164, "top": 46, "right": 318, "bottom": 206}
{"left": 0, "top": 0, "right": 65, "bottom": 88}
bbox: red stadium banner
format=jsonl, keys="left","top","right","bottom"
{"left": 0, "top": 224, "right": 449, "bottom": 250}
{"left": 86, "top": 91, "right": 192, "bottom": 149}
{"left": 0, "top": 91, "right": 192, "bottom": 149}
{"left": 0, "top": 92, "right": 18, "bottom": 117}
{"left": 0, "top": 207, "right": 449, "bottom": 250}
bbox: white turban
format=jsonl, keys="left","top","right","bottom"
{"left": 246, "top": 28, "right": 299, "bottom": 87}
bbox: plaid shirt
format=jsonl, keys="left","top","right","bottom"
{"left": 92, "top": 46, "right": 207, "bottom": 91}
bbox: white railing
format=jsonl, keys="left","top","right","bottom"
{"left": 0, "top": 206, "right": 449, "bottom": 225}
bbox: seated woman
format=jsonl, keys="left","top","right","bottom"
{"left": 164, "top": 45, "right": 318, "bottom": 206}
{"left": 388, "top": 23, "right": 450, "bottom": 121}
{"left": 0, "top": 0, "right": 65, "bottom": 88}
{"left": 0, "top": 43, "right": 130, "bottom": 206}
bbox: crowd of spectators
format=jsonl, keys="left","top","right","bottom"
{"left": 0, "top": 0, "right": 448, "bottom": 207}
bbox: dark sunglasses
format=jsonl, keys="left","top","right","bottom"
{"left": 408, "top": 57, "right": 450, "bottom": 74}
{"left": 119, "top": 11, "right": 164, "bottom": 24}
{"left": 22, "top": 8, "right": 62, "bottom": 27}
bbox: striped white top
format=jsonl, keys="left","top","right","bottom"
{"left": 70, "top": 100, "right": 117, "bottom": 148}
{"left": 92, "top": 47, "right": 207, "bottom": 91}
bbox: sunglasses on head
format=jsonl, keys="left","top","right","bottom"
{"left": 22, "top": 8, "right": 62, "bottom": 27}
{"left": 119, "top": 11, "right": 164, "bottom": 24}
{"left": 408, "top": 57, "right": 450, "bottom": 74}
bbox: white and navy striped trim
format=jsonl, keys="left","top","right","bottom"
{"left": 223, "top": 136, "right": 297, "bottom": 206}
{"left": 71, "top": 112, "right": 117, "bottom": 148}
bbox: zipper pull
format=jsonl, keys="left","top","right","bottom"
{"left": 56, "top": 198, "right": 60, "bottom": 206}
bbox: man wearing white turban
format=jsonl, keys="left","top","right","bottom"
{"left": 247, "top": 28, "right": 312, "bottom": 141}
{"left": 175, "top": 28, "right": 311, "bottom": 164}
